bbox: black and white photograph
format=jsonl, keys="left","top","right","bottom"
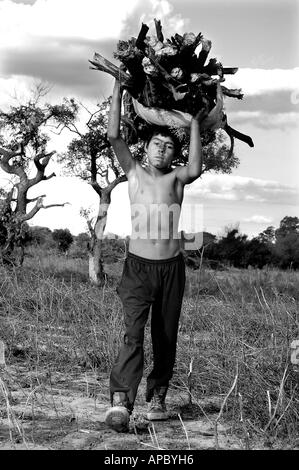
{"left": 0, "top": 0, "right": 298, "bottom": 455}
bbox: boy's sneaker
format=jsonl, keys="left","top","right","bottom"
{"left": 105, "top": 392, "right": 130, "bottom": 432}
{"left": 146, "top": 387, "right": 168, "bottom": 421}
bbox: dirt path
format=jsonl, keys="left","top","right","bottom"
{"left": 0, "top": 365, "right": 246, "bottom": 451}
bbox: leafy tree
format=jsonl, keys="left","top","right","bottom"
{"left": 57, "top": 98, "right": 144, "bottom": 285}
{"left": 214, "top": 226, "right": 248, "bottom": 268}
{"left": 274, "top": 216, "right": 299, "bottom": 269}
{"left": 256, "top": 226, "right": 275, "bottom": 245}
{"left": 29, "top": 225, "right": 54, "bottom": 248}
{"left": 75, "top": 232, "right": 90, "bottom": 251}
{"left": 52, "top": 228, "right": 73, "bottom": 254}
{"left": 0, "top": 85, "right": 76, "bottom": 264}
{"left": 244, "top": 237, "right": 273, "bottom": 268}
{"left": 275, "top": 216, "right": 299, "bottom": 239}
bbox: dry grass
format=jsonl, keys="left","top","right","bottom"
{"left": 0, "top": 251, "right": 299, "bottom": 448}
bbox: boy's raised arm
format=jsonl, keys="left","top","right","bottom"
{"left": 107, "top": 79, "right": 136, "bottom": 176}
{"left": 174, "top": 104, "right": 208, "bottom": 186}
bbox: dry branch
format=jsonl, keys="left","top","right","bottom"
{"left": 89, "top": 20, "right": 254, "bottom": 149}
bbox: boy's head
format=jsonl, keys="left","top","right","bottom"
{"left": 144, "top": 127, "right": 181, "bottom": 170}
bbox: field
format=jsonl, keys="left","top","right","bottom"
{"left": 0, "top": 250, "right": 298, "bottom": 450}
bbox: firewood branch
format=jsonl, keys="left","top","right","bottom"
{"left": 89, "top": 53, "right": 133, "bottom": 87}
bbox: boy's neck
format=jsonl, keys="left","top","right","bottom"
{"left": 145, "top": 164, "right": 172, "bottom": 177}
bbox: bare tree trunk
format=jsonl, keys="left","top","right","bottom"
{"left": 88, "top": 191, "right": 110, "bottom": 286}
{"left": 87, "top": 174, "right": 127, "bottom": 286}
{"left": 88, "top": 234, "right": 106, "bottom": 286}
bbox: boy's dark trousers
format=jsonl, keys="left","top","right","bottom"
{"left": 109, "top": 251, "right": 186, "bottom": 411}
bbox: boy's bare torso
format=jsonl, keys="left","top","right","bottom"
{"left": 127, "top": 163, "right": 184, "bottom": 259}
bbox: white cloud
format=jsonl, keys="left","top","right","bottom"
{"left": 0, "top": 0, "right": 187, "bottom": 50}
{"left": 225, "top": 68, "right": 299, "bottom": 96}
{"left": 0, "top": 75, "right": 33, "bottom": 111}
{"left": 141, "top": 0, "right": 188, "bottom": 35}
{"left": 0, "top": 0, "right": 189, "bottom": 108}
{"left": 151, "top": 0, "right": 172, "bottom": 17}
{"left": 242, "top": 215, "right": 273, "bottom": 224}
{"left": 229, "top": 111, "right": 299, "bottom": 129}
{"left": 0, "top": 0, "right": 140, "bottom": 46}
{"left": 185, "top": 174, "right": 299, "bottom": 205}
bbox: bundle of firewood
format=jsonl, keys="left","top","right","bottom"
{"left": 89, "top": 20, "right": 254, "bottom": 148}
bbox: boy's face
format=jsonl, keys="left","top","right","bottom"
{"left": 145, "top": 134, "right": 176, "bottom": 169}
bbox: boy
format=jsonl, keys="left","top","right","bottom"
{"left": 105, "top": 77, "right": 208, "bottom": 432}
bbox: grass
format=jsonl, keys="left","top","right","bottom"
{"left": 0, "top": 249, "right": 299, "bottom": 449}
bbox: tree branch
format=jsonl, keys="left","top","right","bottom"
{"left": 0, "top": 146, "right": 27, "bottom": 181}
{"left": 19, "top": 197, "right": 70, "bottom": 222}
{"left": 26, "top": 194, "right": 46, "bottom": 203}
{"left": 33, "top": 150, "right": 56, "bottom": 171}
{"left": 64, "top": 122, "right": 83, "bottom": 137}
{"left": 106, "top": 174, "right": 127, "bottom": 193}
{"left": 29, "top": 151, "right": 56, "bottom": 187}
{"left": 90, "top": 180, "right": 103, "bottom": 197}
{"left": 109, "top": 154, "right": 121, "bottom": 179}
{"left": 104, "top": 169, "right": 110, "bottom": 186}
{"left": 43, "top": 202, "right": 70, "bottom": 209}
{"left": 43, "top": 172, "right": 56, "bottom": 181}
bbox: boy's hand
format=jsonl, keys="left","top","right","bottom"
{"left": 115, "top": 64, "right": 127, "bottom": 92}
{"left": 193, "top": 99, "right": 209, "bottom": 124}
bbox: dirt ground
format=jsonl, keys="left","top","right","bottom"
{"left": 0, "top": 365, "right": 247, "bottom": 451}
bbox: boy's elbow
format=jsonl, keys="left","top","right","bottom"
{"left": 188, "top": 165, "right": 202, "bottom": 179}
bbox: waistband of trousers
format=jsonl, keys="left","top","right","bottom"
{"left": 127, "top": 251, "right": 183, "bottom": 265}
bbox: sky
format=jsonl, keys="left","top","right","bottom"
{"left": 0, "top": 0, "right": 298, "bottom": 239}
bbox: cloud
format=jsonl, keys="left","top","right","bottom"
{"left": 223, "top": 69, "right": 299, "bottom": 129}
{"left": 10, "top": 0, "right": 37, "bottom": 4}
{"left": 225, "top": 89, "right": 299, "bottom": 115}
{"left": 0, "top": 37, "right": 116, "bottom": 103}
{"left": 228, "top": 111, "right": 299, "bottom": 130}
{"left": 0, "top": 0, "right": 142, "bottom": 103}
{"left": 0, "top": 0, "right": 140, "bottom": 43}
{"left": 0, "top": 0, "right": 189, "bottom": 106}
{"left": 186, "top": 174, "right": 299, "bottom": 206}
{"left": 242, "top": 215, "right": 273, "bottom": 224}
{"left": 224, "top": 68, "right": 299, "bottom": 97}
{"left": 141, "top": 0, "right": 188, "bottom": 35}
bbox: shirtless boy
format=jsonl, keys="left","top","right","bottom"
{"left": 105, "top": 77, "right": 208, "bottom": 432}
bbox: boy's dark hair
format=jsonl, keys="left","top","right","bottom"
{"left": 145, "top": 126, "right": 182, "bottom": 156}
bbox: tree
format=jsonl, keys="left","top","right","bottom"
{"left": 0, "top": 86, "right": 77, "bottom": 264}
{"left": 275, "top": 216, "right": 299, "bottom": 239}
{"left": 244, "top": 237, "right": 273, "bottom": 269}
{"left": 29, "top": 225, "right": 54, "bottom": 248}
{"left": 75, "top": 232, "right": 90, "bottom": 251}
{"left": 52, "top": 228, "right": 74, "bottom": 254}
{"left": 214, "top": 225, "right": 248, "bottom": 268}
{"left": 274, "top": 216, "right": 299, "bottom": 269}
{"left": 58, "top": 96, "right": 239, "bottom": 285}
{"left": 57, "top": 98, "right": 144, "bottom": 285}
{"left": 256, "top": 225, "right": 275, "bottom": 245}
